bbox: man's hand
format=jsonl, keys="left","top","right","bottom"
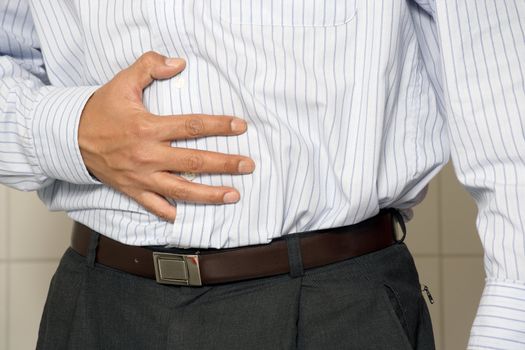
{"left": 78, "top": 51, "right": 255, "bottom": 221}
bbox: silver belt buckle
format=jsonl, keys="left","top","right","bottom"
{"left": 152, "top": 252, "right": 202, "bottom": 286}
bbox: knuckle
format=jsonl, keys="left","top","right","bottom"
{"left": 130, "top": 147, "right": 155, "bottom": 165}
{"left": 184, "top": 155, "right": 203, "bottom": 172}
{"left": 223, "top": 158, "right": 237, "bottom": 172}
{"left": 168, "top": 184, "right": 191, "bottom": 200}
{"left": 185, "top": 117, "right": 205, "bottom": 136}
{"left": 116, "top": 180, "right": 134, "bottom": 193}
{"left": 130, "top": 119, "right": 156, "bottom": 139}
{"left": 139, "top": 51, "right": 160, "bottom": 66}
{"left": 111, "top": 70, "right": 127, "bottom": 84}
{"left": 117, "top": 184, "right": 135, "bottom": 198}
{"left": 126, "top": 171, "right": 149, "bottom": 187}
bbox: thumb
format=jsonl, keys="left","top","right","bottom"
{"left": 125, "top": 51, "right": 186, "bottom": 91}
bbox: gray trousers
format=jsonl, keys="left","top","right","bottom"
{"left": 37, "top": 234, "right": 435, "bottom": 350}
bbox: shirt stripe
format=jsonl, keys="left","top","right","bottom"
{"left": 0, "top": 0, "right": 524, "bottom": 346}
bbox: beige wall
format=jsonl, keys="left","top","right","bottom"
{"left": 405, "top": 164, "right": 484, "bottom": 349}
{"left": 0, "top": 163, "right": 484, "bottom": 350}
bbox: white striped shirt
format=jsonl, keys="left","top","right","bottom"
{"left": 0, "top": 0, "right": 524, "bottom": 347}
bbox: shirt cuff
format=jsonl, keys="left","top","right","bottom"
{"left": 31, "top": 86, "right": 102, "bottom": 185}
{"left": 468, "top": 279, "right": 525, "bottom": 349}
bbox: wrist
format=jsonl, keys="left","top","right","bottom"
{"left": 31, "top": 85, "right": 102, "bottom": 185}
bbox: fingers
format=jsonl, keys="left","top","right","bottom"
{"left": 125, "top": 51, "right": 186, "bottom": 90}
{"left": 134, "top": 191, "right": 177, "bottom": 221}
{"left": 156, "top": 146, "right": 255, "bottom": 174}
{"left": 79, "top": 50, "right": 253, "bottom": 222}
{"left": 154, "top": 172, "right": 241, "bottom": 205}
{"left": 152, "top": 114, "right": 248, "bottom": 141}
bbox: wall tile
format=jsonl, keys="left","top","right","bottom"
{"left": 8, "top": 189, "right": 71, "bottom": 259}
{"left": 412, "top": 257, "right": 442, "bottom": 350}
{"left": 0, "top": 188, "right": 7, "bottom": 260}
{"left": 440, "top": 164, "right": 483, "bottom": 255}
{"left": 8, "top": 261, "right": 58, "bottom": 350}
{"left": 0, "top": 263, "right": 7, "bottom": 350}
{"left": 442, "top": 257, "right": 485, "bottom": 350}
{"left": 405, "top": 180, "right": 440, "bottom": 255}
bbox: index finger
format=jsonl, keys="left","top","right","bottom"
{"left": 151, "top": 114, "right": 248, "bottom": 141}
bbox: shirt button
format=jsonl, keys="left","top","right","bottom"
{"left": 180, "top": 172, "right": 197, "bottom": 181}
{"left": 173, "top": 75, "right": 185, "bottom": 89}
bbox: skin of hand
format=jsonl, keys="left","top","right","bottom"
{"left": 78, "top": 51, "right": 255, "bottom": 221}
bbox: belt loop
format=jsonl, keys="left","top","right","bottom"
{"left": 286, "top": 235, "right": 304, "bottom": 278}
{"left": 86, "top": 229, "right": 100, "bottom": 268}
{"left": 390, "top": 209, "right": 407, "bottom": 243}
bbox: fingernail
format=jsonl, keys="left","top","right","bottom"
{"left": 231, "top": 119, "right": 247, "bottom": 133}
{"left": 223, "top": 192, "right": 240, "bottom": 204}
{"left": 165, "top": 58, "right": 184, "bottom": 68}
{"left": 238, "top": 159, "right": 255, "bottom": 173}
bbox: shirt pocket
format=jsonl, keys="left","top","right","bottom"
{"left": 211, "top": 0, "right": 358, "bottom": 28}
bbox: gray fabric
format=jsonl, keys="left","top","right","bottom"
{"left": 286, "top": 235, "right": 304, "bottom": 278}
{"left": 37, "top": 241, "right": 434, "bottom": 349}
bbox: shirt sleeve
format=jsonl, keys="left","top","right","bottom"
{"left": 0, "top": 0, "right": 100, "bottom": 191}
{"left": 412, "top": 0, "right": 525, "bottom": 348}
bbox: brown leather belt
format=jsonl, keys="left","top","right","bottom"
{"left": 71, "top": 210, "right": 398, "bottom": 286}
